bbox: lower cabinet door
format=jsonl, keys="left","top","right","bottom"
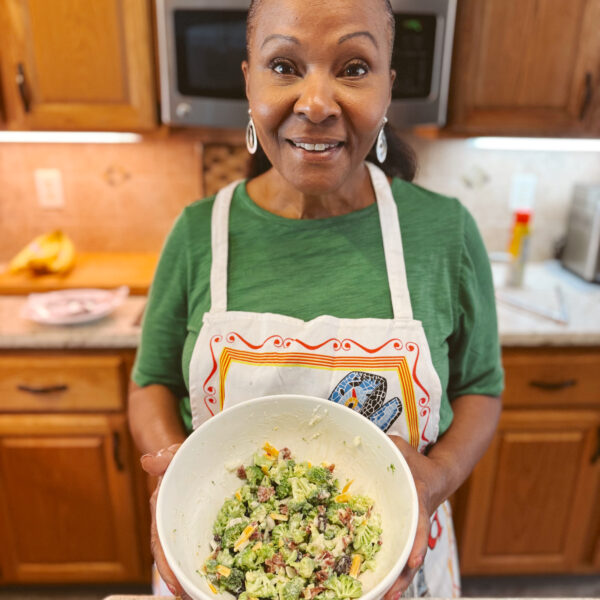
{"left": 0, "top": 413, "right": 145, "bottom": 583}
{"left": 458, "top": 409, "right": 600, "bottom": 574}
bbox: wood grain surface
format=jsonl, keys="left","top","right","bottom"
{"left": 0, "top": 252, "right": 158, "bottom": 295}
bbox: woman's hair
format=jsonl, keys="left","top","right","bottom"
{"left": 245, "top": 0, "right": 417, "bottom": 183}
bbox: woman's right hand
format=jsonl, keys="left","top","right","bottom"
{"left": 140, "top": 443, "right": 183, "bottom": 596}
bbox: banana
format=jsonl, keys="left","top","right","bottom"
{"left": 9, "top": 230, "right": 76, "bottom": 275}
{"left": 46, "top": 233, "right": 76, "bottom": 274}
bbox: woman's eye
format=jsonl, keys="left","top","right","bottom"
{"left": 270, "top": 59, "right": 297, "bottom": 76}
{"left": 342, "top": 62, "right": 368, "bottom": 78}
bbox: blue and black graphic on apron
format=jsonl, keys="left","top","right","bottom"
{"left": 328, "top": 372, "right": 402, "bottom": 432}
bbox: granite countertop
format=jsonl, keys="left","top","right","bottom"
{"left": 0, "top": 262, "right": 599, "bottom": 350}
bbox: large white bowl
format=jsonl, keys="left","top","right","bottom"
{"left": 157, "top": 395, "right": 418, "bottom": 600}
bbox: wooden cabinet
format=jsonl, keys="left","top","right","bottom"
{"left": 456, "top": 347, "right": 600, "bottom": 575}
{"left": 447, "top": 0, "right": 600, "bottom": 136}
{"left": 0, "top": 0, "right": 156, "bottom": 131}
{"left": 0, "top": 351, "right": 151, "bottom": 584}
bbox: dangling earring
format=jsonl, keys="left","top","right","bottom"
{"left": 246, "top": 109, "right": 258, "bottom": 155}
{"left": 375, "top": 117, "right": 388, "bottom": 163}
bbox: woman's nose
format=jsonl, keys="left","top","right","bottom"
{"left": 293, "top": 72, "right": 341, "bottom": 123}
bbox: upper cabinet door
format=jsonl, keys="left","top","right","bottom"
{"left": 446, "top": 0, "right": 600, "bottom": 137}
{"left": 0, "top": 0, "right": 157, "bottom": 131}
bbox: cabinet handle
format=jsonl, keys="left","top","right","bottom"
{"left": 592, "top": 428, "right": 600, "bottom": 465}
{"left": 579, "top": 72, "right": 593, "bottom": 121}
{"left": 15, "top": 63, "right": 31, "bottom": 113}
{"left": 112, "top": 432, "right": 125, "bottom": 471}
{"left": 529, "top": 379, "right": 577, "bottom": 391}
{"left": 17, "top": 384, "right": 68, "bottom": 395}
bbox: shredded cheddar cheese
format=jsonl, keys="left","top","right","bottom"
{"left": 233, "top": 524, "right": 257, "bottom": 552}
{"left": 335, "top": 493, "right": 351, "bottom": 503}
{"left": 342, "top": 479, "right": 354, "bottom": 494}
{"left": 263, "top": 442, "right": 279, "bottom": 457}
{"left": 216, "top": 565, "right": 231, "bottom": 577}
{"left": 235, "top": 489, "right": 242, "bottom": 501}
{"left": 349, "top": 554, "right": 362, "bottom": 578}
{"left": 208, "top": 582, "right": 218, "bottom": 594}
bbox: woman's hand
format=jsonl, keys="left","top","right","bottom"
{"left": 383, "top": 436, "right": 448, "bottom": 600}
{"left": 140, "top": 443, "right": 185, "bottom": 597}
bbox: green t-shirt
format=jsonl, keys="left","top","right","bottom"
{"left": 132, "top": 177, "right": 504, "bottom": 434}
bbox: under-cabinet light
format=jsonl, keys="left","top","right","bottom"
{"left": 470, "top": 137, "right": 600, "bottom": 152}
{"left": 0, "top": 131, "right": 143, "bottom": 143}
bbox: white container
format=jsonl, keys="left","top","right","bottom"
{"left": 157, "top": 394, "right": 418, "bottom": 600}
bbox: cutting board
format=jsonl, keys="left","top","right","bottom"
{"left": 0, "top": 252, "right": 158, "bottom": 295}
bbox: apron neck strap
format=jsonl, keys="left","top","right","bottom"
{"left": 209, "top": 179, "right": 242, "bottom": 313}
{"left": 366, "top": 162, "right": 413, "bottom": 320}
{"left": 209, "top": 165, "right": 413, "bottom": 320}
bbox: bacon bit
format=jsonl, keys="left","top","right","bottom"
{"left": 318, "top": 550, "right": 335, "bottom": 567}
{"left": 317, "top": 505, "right": 326, "bottom": 515}
{"left": 305, "top": 526, "right": 312, "bottom": 535}
{"left": 265, "top": 552, "right": 285, "bottom": 574}
{"left": 257, "top": 485, "right": 275, "bottom": 502}
{"left": 315, "top": 569, "right": 329, "bottom": 582}
{"left": 289, "top": 540, "right": 298, "bottom": 550}
{"left": 236, "top": 465, "right": 247, "bottom": 479}
{"left": 338, "top": 507, "right": 353, "bottom": 526}
{"left": 342, "top": 535, "right": 352, "bottom": 550}
{"left": 279, "top": 504, "right": 289, "bottom": 515}
{"left": 327, "top": 463, "right": 335, "bottom": 472}
{"left": 280, "top": 447, "right": 292, "bottom": 460}
{"left": 250, "top": 528, "right": 261, "bottom": 541}
{"left": 306, "top": 586, "right": 325, "bottom": 599}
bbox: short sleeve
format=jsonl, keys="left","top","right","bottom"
{"left": 131, "top": 211, "right": 190, "bottom": 399}
{"left": 447, "top": 209, "right": 504, "bottom": 400}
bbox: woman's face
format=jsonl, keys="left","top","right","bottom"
{"left": 243, "top": 0, "right": 394, "bottom": 195}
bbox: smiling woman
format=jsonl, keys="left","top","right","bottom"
{"left": 128, "top": 0, "right": 504, "bottom": 598}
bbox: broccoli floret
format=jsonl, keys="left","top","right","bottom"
{"left": 348, "top": 495, "right": 373, "bottom": 515}
{"left": 271, "top": 523, "right": 289, "bottom": 545}
{"left": 234, "top": 546, "right": 259, "bottom": 570}
{"left": 245, "top": 570, "right": 277, "bottom": 598}
{"left": 256, "top": 544, "right": 275, "bottom": 563}
{"left": 280, "top": 576, "right": 305, "bottom": 600}
{"left": 204, "top": 559, "right": 218, "bottom": 573}
{"left": 253, "top": 452, "right": 274, "bottom": 470}
{"left": 290, "top": 477, "right": 317, "bottom": 502}
{"left": 245, "top": 465, "right": 264, "bottom": 486}
{"left": 213, "top": 499, "right": 246, "bottom": 535}
{"left": 220, "top": 567, "right": 245, "bottom": 594}
{"left": 221, "top": 522, "right": 247, "bottom": 549}
{"left": 325, "top": 574, "right": 362, "bottom": 599}
{"left": 215, "top": 549, "right": 234, "bottom": 567}
{"left": 288, "top": 513, "right": 308, "bottom": 544}
{"left": 296, "top": 556, "right": 315, "bottom": 578}
{"left": 306, "top": 466, "right": 331, "bottom": 485}
{"left": 276, "top": 477, "right": 292, "bottom": 499}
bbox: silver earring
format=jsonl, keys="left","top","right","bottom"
{"left": 376, "top": 117, "right": 388, "bottom": 163}
{"left": 246, "top": 109, "right": 258, "bottom": 155}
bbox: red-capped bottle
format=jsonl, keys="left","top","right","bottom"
{"left": 506, "top": 210, "right": 532, "bottom": 287}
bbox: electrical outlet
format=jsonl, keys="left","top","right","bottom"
{"left": 34, "top": 168, "right": 65, "bottom": 208}
{"left": 509, "top": 173, "right": 537, "bottom": 212}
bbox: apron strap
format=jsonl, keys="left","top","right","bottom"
{"left": 366, "top": 163, "right": 413, "bottom": 320}
{"left": 209, "top": 179, "right": 243, "bottom": 313}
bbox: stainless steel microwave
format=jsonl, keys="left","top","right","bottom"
{"left": 156, "top": 0, "right": 457, "bottom": 129}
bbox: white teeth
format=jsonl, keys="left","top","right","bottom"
{"left": 293, "top": 141, "right": 337, "bottom": 152}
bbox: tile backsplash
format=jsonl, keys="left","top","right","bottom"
{"left": 0, "top": 132, "right": 598, "bottom": 263}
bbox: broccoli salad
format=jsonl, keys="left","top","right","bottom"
{"left": 202, "top": 443, "right": 382, "bottom": 600}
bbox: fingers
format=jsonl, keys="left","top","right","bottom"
{"left": 384, "top": 494, "right": 431, "bottom": 600}
{"left": 140, "top": 443, "right": 182, "bottom": 477}
{"left": 149, "top": 484, "right": 184, "bottom": 595}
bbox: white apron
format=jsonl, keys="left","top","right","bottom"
{"left": 188, "top": 162, "right": 461, "bottom": 597}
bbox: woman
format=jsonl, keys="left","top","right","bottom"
{"left": 129, "top": 0, "right": 503, "bottom": 597}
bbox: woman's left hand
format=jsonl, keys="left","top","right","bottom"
{"left": 383, "top": 435, "right": 447, "bottom": 600}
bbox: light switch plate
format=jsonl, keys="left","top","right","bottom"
{"left": 34, "top": 168, "right": 65, "bottom": 208}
